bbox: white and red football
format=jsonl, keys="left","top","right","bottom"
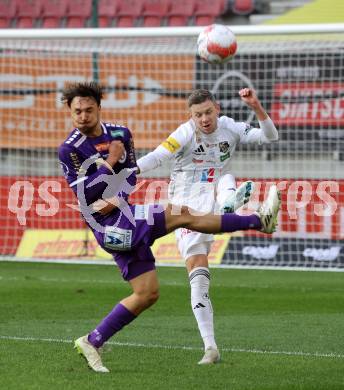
{"left": 197, "top": 24, "right": 237, "bottom": 65}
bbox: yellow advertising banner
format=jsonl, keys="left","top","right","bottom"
{"left": 16, "top": 229, "right": 233, "bottom": 265}
{"left": 16, "top": 229, "right": 112, "bottom": 261}
{"left": 0, "top": 54, "right": 194, "bottom": 149}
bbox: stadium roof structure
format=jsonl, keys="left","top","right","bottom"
{"left": 264, "top": 0, "right": 344, "bottom": 24}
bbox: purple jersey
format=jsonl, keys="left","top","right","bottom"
{"left": 58, "top": 122, "right": 137, "bottom": 221}
{"left": 59, "top": 122, "right": 136, "bottom": 195}
{"left": 59, "top": 122, "right": 167, "bottom": 280}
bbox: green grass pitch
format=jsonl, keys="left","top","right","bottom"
{"left": 0, "top": 261, "right": 343, "bottom": 389}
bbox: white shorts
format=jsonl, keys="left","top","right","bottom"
{"left": 175, "top": 228, "right": 213, "bottom": 261}
{"left": 171, "top": 173, "right": 237, "bottom": 261}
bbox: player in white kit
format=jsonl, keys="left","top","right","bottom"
{"left": 137, "top": 88, "right": 278, "bottom": 364}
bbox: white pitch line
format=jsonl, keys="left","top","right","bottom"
{"left": 0, "top": 335, "right": 343, "bottom": 360}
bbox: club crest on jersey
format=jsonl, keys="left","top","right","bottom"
{"left": 219, "top": 141, "right": 230, "bottom": 153}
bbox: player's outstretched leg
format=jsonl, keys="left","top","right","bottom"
{"left": 74, "top": 335, "right": 109, "bottom": 373}
{"left": 220, "top": 180, "right": 255, "bottom": 214}
{"left": 165, "top": 185, "right": 281, "bottom": 235}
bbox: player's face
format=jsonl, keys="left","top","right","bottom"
{"left": 189, "top": 99, "right": 220, "bottom": 134}
{"left": 70, "top": 96, "right": 101, "bottom": 136}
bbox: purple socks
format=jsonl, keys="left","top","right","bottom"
{"left": 221, "top": 213, "right": 261, "bottom": 232}
{"left": 88, "top": 303, "right": 136, "bottom": 348}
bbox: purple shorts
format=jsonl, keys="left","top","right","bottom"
{"left": 92, "top": 204, "right": 166, "bottom": 281}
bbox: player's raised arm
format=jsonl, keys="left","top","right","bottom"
{"left": 239, "top": 88, "right": 278, "bottom": 143}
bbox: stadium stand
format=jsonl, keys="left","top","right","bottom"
{"left": 194, "top": 0, "right": 225, "bottom": 26}
{"left": 98, "top": 0, "right": 120, "bottom": 27}
{"left": 142, "top": 0, "right": 171, "bottom": 27}
{"left": 41, "top": 0, "right": 69, "bottom": 28}
{"left": 65, "top": 0, "right": 92, "bottom": 28}
{"left": 0, "top": 0, "right": 17, "bottom": 28}
{"left": 230, "top": 0, "right": 256, "bottom": 15}
{"left": 167, "top": 0, "right": 196, "bottom": 27}
{"left": 16, "top": 0, "right": 43, "bottom": 28}
{"left": 0, "top": 0, "right": 322, "bottom": 28}
{"left": 116, "top": 0, "right": 144, "bottom": 28}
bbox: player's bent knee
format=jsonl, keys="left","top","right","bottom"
{"left": 136, "top": 288, "right": 160, "bottom": 307}
{"left": 143, "top": 289, "right": 159, "bottom": 308}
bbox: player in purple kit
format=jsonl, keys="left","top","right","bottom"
{"left": 58, "top": 82, "right": 281, "bottom": 373}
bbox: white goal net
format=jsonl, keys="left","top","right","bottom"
{"left": 0, "top": 25, "right": 343, "bottom": 269}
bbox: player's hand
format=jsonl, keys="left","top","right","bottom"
{"left": 239, "top": 88, "right": 259, "bottom": 107}
{"left": 239, "top": 88, "right": 267, "bottom": 120}
{"left": 107, "top": 140, "right": 125, "bottom": 167}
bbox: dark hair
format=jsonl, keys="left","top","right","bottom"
{"left": 187, "top": 89, "right": 217, "bottom": 108}
{"left": 61, "top": 81, "right": 104, "bottom": 107}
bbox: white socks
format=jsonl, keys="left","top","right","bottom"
{"left": 189, "top": 267, "right": 217, "bottom": 351}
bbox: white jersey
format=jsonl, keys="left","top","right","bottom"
{"left": 137, "top": 114, "right": 278, "bottom": 259}
{"left": 166, "top": 116, "right": 272, "bottom": 211}
{"left": 138, "top": 115, "right": 277, "bottom": 211}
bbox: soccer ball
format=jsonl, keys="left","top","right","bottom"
{"left": 197, "top": 24, "right": 237, "bottom": 65}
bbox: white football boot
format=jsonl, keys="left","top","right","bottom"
{"left": 221, "top": 181, "right": 255, "bottom": 214}
{"left": 198, "top": 346, "right": 221, "bottom": 365}
{"left": 74, "top": 335, "right": 109, "bottom": 373}
{"left": 257, "top": 185, "right": 281, "bottom": 234}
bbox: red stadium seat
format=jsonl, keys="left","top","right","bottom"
{"left": 194, "top": 0, "right": 223, "bottom": 26}
{"left": 116, "top": 0, "right": 144, "bottom": 28}
{"left": 0, "top": 0, "right": 17, "bottom": 28}
{"left": 16, "top": 0, "right": 43, "bottom": 28}
{"left": 142, "top": 0, "right": 171, "bottom": 27}
{"left": 41, "top": 0, "right": 68, "bottom": 28}
{"left": 230, "top": 0, "right": 255, "bottom": 15}
{"left": 66, "top": 0, "right": 92, "bottom": 28}
{"left": 98, "top": 0, "right": 120, "bottom": 27}
{"left": 167, "top": 0, "right": 196, "bottom": 27}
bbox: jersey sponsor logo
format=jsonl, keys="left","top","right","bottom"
{"left": 161, "top": 136, "right": 180, "bottom": 153}
{"left": 220, "top": 152, "right": 230, "bottom": 161}
{"left": 104, "top": 226, "right": 132, "bottom": 251}
{"left": 128, "top": 138, "right": 136, "bottom": 165}
{"left": 95, "top": 142, "right": 110, "bottom": 152}
{"left": 219, "top": 141, "right": 230, "bottom": 153}
{"left": 193, "top": 144, "right": 205, "bottom": 155}
{"left": 200, "top": 168, "right": 215, "bottom": 182}
{"left": 110, "top": 130, "right": 124, "bottom": 138}
{"left": 192, "top": 158, "right": 204, "bottom": 164}
{"left": 69, "top": 152, "right": 82, "bottom": 172}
